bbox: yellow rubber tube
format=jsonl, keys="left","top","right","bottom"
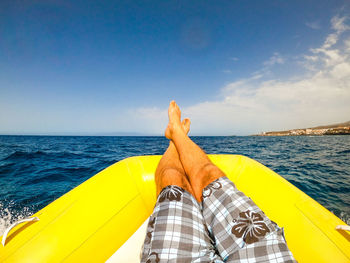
{"left": 0, "top": 155, "right": 349, "bottom": 262}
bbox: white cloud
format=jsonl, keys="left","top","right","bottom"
{"left": 345, "top": 38, "right": 350, "bottom": 50}
{"left": 323, "top": 33, "right": 339, "bottom": 49}
{"left": 131, "top": 15, "right": 350, "bottom": 135}
{"left": 263, "top": 52, "right": 285, "bottom": 66}
{"left": 127, "top": 107, "right": 167, "bottom": 134}
{"left": 331, "top": 15, "right": 350, "bottom": 33}
{"left": 306, "top": 21, "right": 321, "bottom": 30}
{"left": 330, "top": 62, "right": 350, "bottom": 78}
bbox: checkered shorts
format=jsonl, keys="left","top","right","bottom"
{"left": 141, "top": 177, "right": 296, "bottom": 263}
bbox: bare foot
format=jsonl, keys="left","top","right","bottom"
{"left": 166, "top": 117, "right": 190, "bottom": 140}
{"left": 182, "top": 118, "right": 191, "bottom": 134}
{"left": 165, "top": 101, "right": 184, "bottom": 140}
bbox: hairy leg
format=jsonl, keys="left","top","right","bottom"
{"left": 142, "top": 117, "right": 223, "bottom": 262}
{"left": 164, "top": 101, "right": 296, "bottom": 262}
{"left": 165, "top": 101, "right": 225, "bottom": 202}
{"left": 155, "top": 118, "right": 194, "bottom": 197}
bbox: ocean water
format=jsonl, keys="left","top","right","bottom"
{"left": 0, "top": 135, "right": 349, "bottom": 234}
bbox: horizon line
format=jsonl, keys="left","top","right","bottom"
{"left": 0, "top": 133, "right": 242, "bottom": 137}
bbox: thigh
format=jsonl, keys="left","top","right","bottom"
{"left": 201, "top": 177, "right": 296, "bottom": 262}
{"left": 141, "top": 185, "right": 224, "bottom": 263}
{"left": 227, "top": 229, "right": 295, "bottom": 263}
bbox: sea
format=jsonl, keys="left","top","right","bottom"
{"left": 0, "top": 135, "right": 349, "bottom": 235}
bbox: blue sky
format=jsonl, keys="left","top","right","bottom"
{"left": 1, "top": 0, "right": 350, "bottom": 135}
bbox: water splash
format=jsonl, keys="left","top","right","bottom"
{"left": 340, "top": 212, "right": 350, "bottom": 225}
{"left": 0, "top": 202, "right": 33, "bottom": 236}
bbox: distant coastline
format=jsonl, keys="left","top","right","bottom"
{"left": 257, "top": 121, "right": 350, "bottom": 136}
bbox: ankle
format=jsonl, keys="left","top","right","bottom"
{"left": 173, "top": 124, "right": 185, "bottom": 135}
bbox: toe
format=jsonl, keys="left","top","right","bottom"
{"left": 182, "top": 118, "right": 191, "bottom": 134}
{"left": 183, "top": 118, "right": 190, "bottom": 126}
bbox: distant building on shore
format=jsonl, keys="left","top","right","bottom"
{"left": 257, "top": 121, "right": 350, "bottom": 136}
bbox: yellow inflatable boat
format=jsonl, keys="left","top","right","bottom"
{"left": 1, "top": 155, "right": 349, "bottom": 262}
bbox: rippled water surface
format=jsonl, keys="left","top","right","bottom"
{"left": 0, "top": 135, "right": 349, "bottom": 233}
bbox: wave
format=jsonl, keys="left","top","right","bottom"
{"left": 340, "top": 212, "right": 350, "bottom": 225}
{"left": 24, "top": 167, "right": 97, "bottom": 185}
{"left": 2, "top": 150, "right": 95, "bottom": 162}
{"left": 3, "top": 150, "right": 48, "bottom": 161}
{"left": 338, "top": 149, "right": 350, "bottom": 154}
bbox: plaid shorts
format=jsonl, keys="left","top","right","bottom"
{"left": 141, "top": 177, "right": 296, "bottom": 263}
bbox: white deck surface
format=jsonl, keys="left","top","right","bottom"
{"left": 106, "top": 218, "right": 149, "bottom": 263}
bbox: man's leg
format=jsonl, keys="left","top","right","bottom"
{"left": 154, "top": 119, "right": 194, "bottom": 197}
{"left": 165, "top": 101, "right": 226, "bottom": 202}
{"left": 201, "top": 177, "right": 296, "bottom": 262}
{"left": 141, "top": 119, "right": 223, "bottom": 263}
{"left": 166, "top": 101, "right": 296, "bottom": 262}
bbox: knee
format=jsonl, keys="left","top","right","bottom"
{"left": 197, "top": 163, "right": 225, "bottom": 182}
{"left": 197, "top": 163, "right": 216, "bottom": 176}
{"left": 158, "top": 168, "right": 185, "bottom": 191}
